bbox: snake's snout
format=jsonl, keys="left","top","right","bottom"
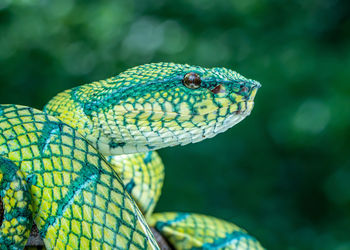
{"left": 252, "top": 80, "right": 262, "bottom": 89}
{"left": 244, "top": 79, "right": 261, "bottom": 102}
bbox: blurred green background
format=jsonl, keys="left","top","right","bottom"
{"left": 1, "top": 0, "right": 349, "bottom": 249}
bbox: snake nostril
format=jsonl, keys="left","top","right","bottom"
{"left": 241, "top": 86, "right": 248, "bottom": 92}
{"left": 211, "top": 84, "right": 225, "bottom": 94}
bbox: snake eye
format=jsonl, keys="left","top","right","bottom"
{"left": 183, "top": 72, "right": 201, "bottom": 89}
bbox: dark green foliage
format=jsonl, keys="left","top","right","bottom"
{"left": 0, "top": 1, "right": 349, "bottom": 249}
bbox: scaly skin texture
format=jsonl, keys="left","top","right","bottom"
{"left": 0, "top": 157, "right": 32, "bottom": 249}
{"left": 149, "top": 213, "right": 264, "bottom": 250}
{"left": 0, "top": 105, "right": 158, "bottom": 249}
{"left": 106, "top": 152, "right": 164, "bottom": 218}
{"left": 1, "top": 63, "right": 261, "bottom": 249}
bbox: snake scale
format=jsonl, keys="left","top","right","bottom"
{"left": 0, "top": 62, "right": 263, "bottom": 249}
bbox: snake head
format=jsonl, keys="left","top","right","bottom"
{"left": 45, "top": 63, "right": 261, "bottom": 155}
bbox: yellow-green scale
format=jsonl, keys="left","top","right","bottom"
{"left": 0, "top": 105, "right": 158, "bottom": 249}
{"left": 0, "top": 157, "right": 33, "bottom": 248}
{"left": 149, "top": 213, "right": 264, "bottom": 250}
{"left": 107, "top": 152, "right": 164, "bottom": 218}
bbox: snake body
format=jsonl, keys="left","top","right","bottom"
{"left": 149, "top": 213, "right": 262, "bottom": 249}
{"left": 0, "top": 62, "right": 262, "bottom": 249}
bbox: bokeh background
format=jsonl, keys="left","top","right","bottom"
{"left": 1, "top": 0, "right": 349, "bottom": 249}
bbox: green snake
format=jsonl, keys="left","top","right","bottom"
{"left": 0, "top": 62, "right": 263, "bottom": 249}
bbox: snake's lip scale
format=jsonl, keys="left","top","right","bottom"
{"left": 215, "top": 101, "right": 255, "bottom": 116}
{"left": 96, "top": 100, "right": 255, "bottom": 118}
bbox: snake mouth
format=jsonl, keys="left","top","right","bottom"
{"left": 175, "top": 100, "right": 255, "bottom": 120}
{"left": 213, "top": 100, "right": 254, "bottom": 116}
{"left": 128, "top": 100, "right": 254, "bottom": 120}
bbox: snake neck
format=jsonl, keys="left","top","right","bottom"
{"left": 44, "top": 89, "right": 93, "bottom": 140}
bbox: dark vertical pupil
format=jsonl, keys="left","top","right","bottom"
{"left": 183, "top": 72, "right": 201, "bottom": 89}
